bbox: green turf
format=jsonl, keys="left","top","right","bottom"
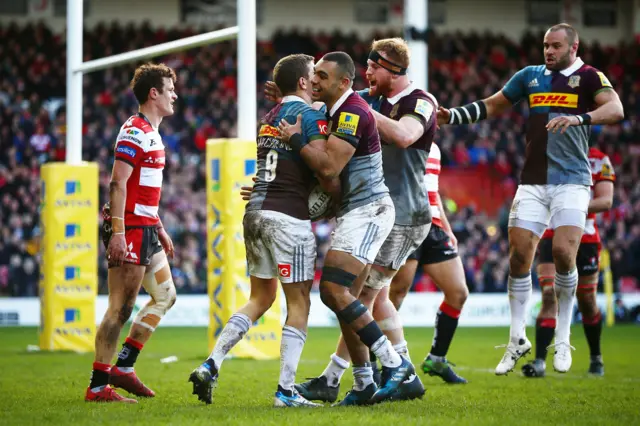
{"left": 0, "top": 326, "right": 638, "bottom": 425}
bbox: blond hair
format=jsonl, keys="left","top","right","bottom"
{"left": 371, "top": 38, "right": 411, "bottom": 68}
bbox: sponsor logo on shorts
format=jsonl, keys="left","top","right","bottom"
{"left": 116, "top": 145, "right": 137, "bottom": 158}
{"left": 125, "top": 241, "right": 139, "bottom": 261}
{"left": 278, "top": 263, "right": 291, "bottom": 278}
{"left": 529, "top": 93, "right": 578, "bottom": 108}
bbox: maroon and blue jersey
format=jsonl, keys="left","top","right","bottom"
{"left": 502, "top": 58, "right": 613, "bottom": 185}
{"left": 328, "top": 89, "right": 389, "bottom": 215}
{"left": 359, "top": 84, "right": 438, "bottom": 226}
{"left": 246, "top": 96, "right": 328, "bottom": 220}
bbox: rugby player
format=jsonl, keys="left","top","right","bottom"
{"left": 522, "top": 147, "right": 615, "bottom": 377}
{"left": 188, "top": 54, "right": 336, "bottom": 407}
{"left": 436, "top": 23, "right": 623, "bottom": 374}
{"left": 390, "top": 141, "right": 469, "bottom": 384}
{"left": 278, "top": 51, "right": 415, "bottom": 404}
{"left": 293, "top": 38, "right": 437, "bottom": 404}
{"left": 86, "top": 63, "right": 178, "bottom": 403}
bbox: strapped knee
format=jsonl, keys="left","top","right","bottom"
{"left": 365, "top": 267, "right": 393, "bottom": 290}
{"left": 133, "top": 260, "right": 177, "bottom": 331}
{"left": 322, "top": 266, "right": 357, "bottom": 287}
{"left": 336, "top": 300, "right": 368, "bottom": 324}
{"left": 377, "top": 313, "right": 402, "bottom": 331}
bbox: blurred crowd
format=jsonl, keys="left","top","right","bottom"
{"left": 0, "top": 21, "right": 639, "bottom": 297}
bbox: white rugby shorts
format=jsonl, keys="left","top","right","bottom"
{"left": 373, "top": 223, "right": 432, "bottom": 272}
{"left": 243, "top": 210, "right": 316, "bottom": 283}
{"left": 330, "top": 196, "right": 395, "bottom": 265}
{"left": 508, "top": 184, "right": 590, "bottom": 237}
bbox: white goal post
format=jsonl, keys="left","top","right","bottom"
{"left": 65, "top": 0, "right": 256, "bottom": 165}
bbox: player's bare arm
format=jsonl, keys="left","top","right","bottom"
{"left": 278, "top": 113, "right": 355, "bottom": 179}
{"left": 157, "top": 220, "right": 174, "bottom": 259}
{"left": 588, "top": 180, "right": 614, "bottom": 214}
{"left": 107, "top": 160, "right": 134, "bottom": 266}
{"left": 436, "top": 192, "right": 458, "bottom": 248}
{"left": 546, "top": 89, "right": 624, "bottom": 133}
{"left": 371, "top": 109, "right": 424, "bottom": 148}
{"left": 437, "top": 91, "right": 513, "bottom": 126}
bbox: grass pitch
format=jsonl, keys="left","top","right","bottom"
{"left": 1, "top": 326, "right": 638, "bottom": 425}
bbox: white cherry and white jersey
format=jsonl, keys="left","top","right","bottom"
{"left": 113, "top": 113, "right": 165, "bottom": 227}
{"left": 424, "top": 143, "right": 442, "bottom": 228}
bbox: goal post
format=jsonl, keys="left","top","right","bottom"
{"left": 41, "top": 0, "right": 258, "bottom": 352}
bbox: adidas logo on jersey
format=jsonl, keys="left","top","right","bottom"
{"left": 528, "top": 78, "right": 539, "bottom": 88}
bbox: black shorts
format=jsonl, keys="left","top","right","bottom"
{"left": 538, "top": 238, "right": 600, "bottom": 277}
{"left": 102, "top": 220, "right": 162, "bottom": 267}
{"left": 408, "top": 225, "right": 458, "bottom": 266}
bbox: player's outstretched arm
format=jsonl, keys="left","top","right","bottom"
{"left": 371, "top": 109, "right": 424, "bottom": 148}
{"left": 107, "top": 160, "right": 134, "bottom": 266}
{"left": 437, "top": 91, "right": 513, "bottom": 126}
{"left": 588, "top": 181, "right": 614, "bottom": 214}
{"left": 278, "top": 114, "right": 355, "bottom": 179}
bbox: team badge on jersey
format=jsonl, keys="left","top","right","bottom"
{"left": 337, "top": 112, "right": 359, "bottom": 135}
{"left": 390, "top": 104, "right": 399, "bottom": 119}
{"left": 414, "top": 99, "right": 434, "bottom": 120}
{"left": 568, "top": 75, "right": 580, "bottom": 88}
{"left": 601, "top": 162, "right": 613, "bottom": 178}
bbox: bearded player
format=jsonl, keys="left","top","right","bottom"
{"left": 294, "top": 38, "right": 437, "bottom": 405}
{"left": 85, "top": 63, "right": 178, "bottom": 403}
{"left": 437, "top": 23, "right": 623, "bottom": 374}
{"left": 522, "top": 147, "right": 615, "bottom": 377}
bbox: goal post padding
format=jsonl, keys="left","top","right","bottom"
{"left": 206, "top": 139, "right": 282, "bottom": 359}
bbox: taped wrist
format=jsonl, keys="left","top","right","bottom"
{"left": 577, "top": 113, "right": 592, "bottom": 125}
{"left": 448, "top": 101, "right": 487, "bottom": 124}
{"left": 287, "top": 133, "right": 305, "bottom": 151}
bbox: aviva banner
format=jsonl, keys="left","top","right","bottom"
{"left": 40, "top": 163, "right": 98, "bottom": 352}
{"left": 206, "top": 139, "right": 281, "bottom": 359}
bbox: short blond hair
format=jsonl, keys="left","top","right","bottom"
{"left": 371, "top": 38, "right": 411, "bottom": 69}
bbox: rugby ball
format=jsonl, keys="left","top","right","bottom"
{"left": 308, "top": 184, "right": 332, "bottom": 221}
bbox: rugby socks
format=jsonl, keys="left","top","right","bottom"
{"left": 89, "top": 362, "right": 111, "bottom": 391}
{"left": 114, "top": 337, "right": 143, "bottom": 372}
{"left": 321, "top": 353, "right": 349, "bottom": 388}
{"left": 353, "top": 363, "right": 374, "bottom": 391}
{"left": 430, "top": 302, "right": 461, "bottom": 357}
{"left": 555, "top": 269, "right": 578, "bottom": 344}
{"left": 278, "top": 326, "right": 307, "bottom": 393}
{"left": 206, "top": 313, "right": 252, "bottom": 371}
{"left": 393, "top": 340, "right": 411, "bottom": 362}
{"left": 535, "top": 318, "right": 556, "bottom": 360}
{"left": 582, "top": 311, "right": 603, "bottom": 357}
{"left": 508, "top": 274, "right": 532, "bottom": 343}
{"left": 371, "top": 335, "right": 402, "bottom": 368}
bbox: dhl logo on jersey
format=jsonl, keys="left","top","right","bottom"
{"left": 529, "top": 93, "right": 578, "bottom": 108}
{"left": 258, "top": 124, "right": 280, "bottom": 138}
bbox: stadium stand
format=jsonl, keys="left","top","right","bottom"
{"left": 0, "top": 21, "right": 638, "bottom": 296}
